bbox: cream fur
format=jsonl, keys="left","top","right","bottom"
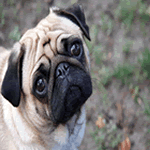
{"left": 0, "top": 7, "right": 90, "bottom": 150}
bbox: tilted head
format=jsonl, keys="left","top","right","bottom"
{"left": 1, "top": 4, "right": 92, "bottom": 127}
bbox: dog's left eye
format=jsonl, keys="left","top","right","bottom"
{"left": 70, "top": 43, "right": 81, "bottom": 56}
{"left": 35, "top": 78, "right": 47, "bottom": 97}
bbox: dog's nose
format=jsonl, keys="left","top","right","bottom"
{"left": 56, "top": 63, "right": 70, "bottom": 78}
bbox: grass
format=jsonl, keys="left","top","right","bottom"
{"left": 99, "top": 66, "right": 112, "bottom": 86}
{"left": 71, "top": 0, "right": 78, "bottom": 5}
{"left": 115, "top": 0, "right": 149, "bottom": 31}
{"left": 36, "top": 2, "right": 42, "bottom": 14}
{"left": 0, "top": 2, "right": 19, "bottom": 27}
{"left": 98, "top": 63, "right": 135, "bottom": 86}
{"left": 138, "top": 2, "right": 147, "bottom": 14}
{"left": 91, "top": 121, "right": 122, "bottom": 150}
{"left": 0, "top": 3, "right": 5, "bottom": 26}
{"left": 130, "top": 86, "right": 140, "bottom": 103}
{"left": 142, "top": 96, "right": 150, "bottom": 117}
{"left": 123, "top": 39, "right": 133, "bottom": 57}
{"left": 144, "top": 102, "right": 150, "bottom": 117}
{"left": 91, "top": 47, "right": 150, "bottom": 149}
{"left": 115, "top": 0, "right": 138, "bottom": 30}
{"left": 86, "top": 24, "right": 99, "bottom": 55}
{"left": 8, "top": 26, "right": 21, "bottom": 41}
{"left": 113, "top": 63, "right": 134, "bottom": 84}
{"left": 0, "top": 11, "right": 5, "bottom": 26}
{"left": 138, "top": 1, "right": 149, "bottom": 23}
{"left": 0, "top": 0, "right": 150, "bottom": 149}
{"left": 7, "top": 0, "right": 15, "bottom": 6}
{"left": 99, "top": 13, "right": 114, "bottom": 36}
{"left": 89, "top": 0, "right": 150, "bottom": 149}
{"left": 98, "top": 47, "right": 150, "bottom": 86}
{"left": 93, "top": 45, "right": 103, "bottom": 65}
{"left": 139, "top": 48, "right": 150, "bottom": 79}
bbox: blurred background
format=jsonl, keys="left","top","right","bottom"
{"left": 0, "top": 0, "right": 150, "bottom": 149}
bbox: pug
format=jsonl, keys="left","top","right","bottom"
{"left": 0, "top": 3, "right": 92, "bottom": 150}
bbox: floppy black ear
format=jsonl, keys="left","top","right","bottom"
{"left": 1, "top": 42, "right": 25, "bottom": 107}
{"left": 54, "top": 3, "right": 91, "bottom": 41}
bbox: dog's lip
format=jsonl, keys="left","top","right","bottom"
{"left": 66, "top": 112, "right": 78, "bottom": 136}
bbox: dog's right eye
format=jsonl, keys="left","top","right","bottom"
{"left": 35, "top": 78, "right": 47, "bottom": 97}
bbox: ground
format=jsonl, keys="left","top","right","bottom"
{"left": 0, "top": 0, "right": 150, "bottom": 150}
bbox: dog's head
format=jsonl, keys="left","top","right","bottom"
{"left": 1, "top": 4, "right": 92, "bottom": 126}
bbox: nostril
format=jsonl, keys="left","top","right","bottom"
{"left": 56, "top": 68, "right": 62, "bottom": 78}
{"left": 64, "top": 63, "right": 69, "bottom": 71}
{"left": 56, "top": 63, "right": 70, "bottom": 78}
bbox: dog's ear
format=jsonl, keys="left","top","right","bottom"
{"left": 54, "top": 3, "right": 91, "bottom": 41}
{"left": 1, "top": 42, "right": 25, "bottom": 107}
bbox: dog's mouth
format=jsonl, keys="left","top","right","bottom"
{"left": 51, "top": 63, "right": 92, "bottom": 125}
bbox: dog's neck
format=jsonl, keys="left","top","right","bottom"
{"left": 1, "top": 96, "right": 85, "bottom": 149}
{"left": 1, "top": 99, "right": 55, "bottom": 149}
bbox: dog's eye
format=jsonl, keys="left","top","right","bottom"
{"left": 35, "top": 78, "right": 47, "bottom": 96}
{"left": 70, "top": 43, "right": 81, "bottom": 56}
{"left": 36, "top": 78, "right": 45, "bottom": 92}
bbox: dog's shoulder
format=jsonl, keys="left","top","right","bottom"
{"left": 0, "top": 46, "right": 10, "bottom": 61}
{"left": 0, "top": 46, "right": 7, "bottom": 53}
{"left": 0, "top": 46, "right": 10, "bottom": 79}
{"left": 0, "top": 46, "right": 11, "bottom": 108}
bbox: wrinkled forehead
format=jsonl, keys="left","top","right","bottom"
{"left": 20, "top": 10, "right": 83, "bottom": 63}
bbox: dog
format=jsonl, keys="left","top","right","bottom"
{"left": 0, "top": 3, "right": 92, "bottom": 150}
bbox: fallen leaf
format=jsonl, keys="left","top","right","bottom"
{"left": 137, "top": 97, "right": 142, "bottom": 105}
{"left": 118, "top": 137, "right": 131, "bottom": 150}
{"left": 129, "top": 89, "right": 135, "bottom": 95}
{"left": 129, "top": 89, "right": 137, "bottom": 100}
{"left": 146, "top": 6, "right": 150, "bottom": 15}
{"left": 95, "top": 116, "right": 105, "bottom": 128}
{"left": 16, "top": 3, "right": 21, "bottom": 10}
{"left": 107, "top": 52, "right": 112, "bottom": 59}
{"left": 131, "top": 95, "right": 135, "bottom": 100}
{"left": 116, "top": 102, "right": 124, "bottom": 129}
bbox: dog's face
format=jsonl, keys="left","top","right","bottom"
{"left": 1, "top": 4, "right": 92, "bottom": 127}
